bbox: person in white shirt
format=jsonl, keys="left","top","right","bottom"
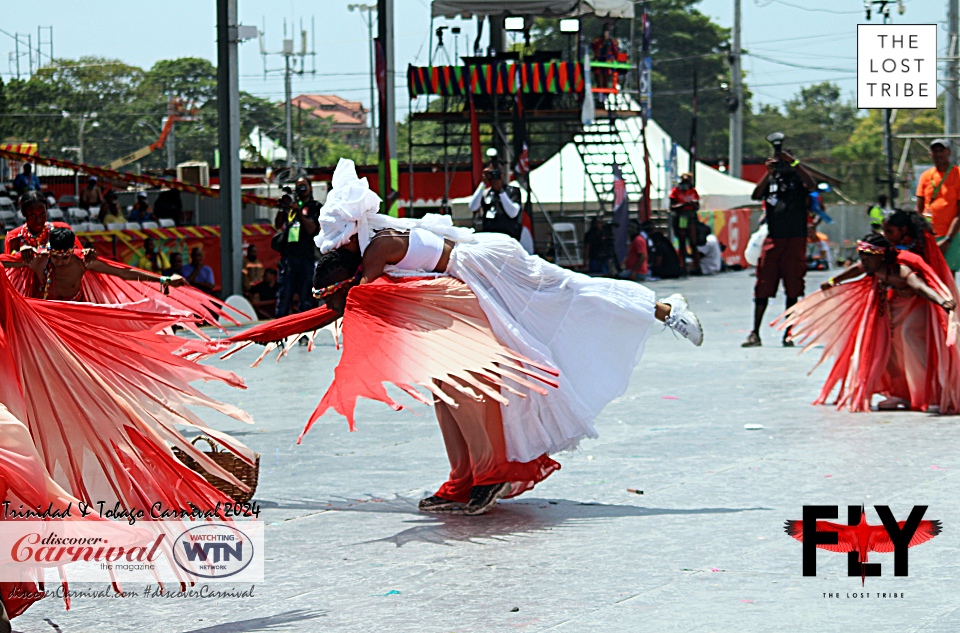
{"left": 698, "top": 233, "right": 723, "bottom": 275}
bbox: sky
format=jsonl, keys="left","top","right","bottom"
{"left": 0, "top": 0, "right": 951, "bottom": 119}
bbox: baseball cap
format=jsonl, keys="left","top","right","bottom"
{"left": 137, "top": 191, "right": 148, "bottom": 198}
{"left": 930, "top": 138, "right": 950, "bottom": 150}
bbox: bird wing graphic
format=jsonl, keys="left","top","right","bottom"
{"left": 869, "top": 520, "right": 942, "bottom": 553}
{"left": 784, "top": 520, "right": 859, "bottom": 553}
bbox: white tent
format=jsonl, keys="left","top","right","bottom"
{"left": 525, "top": 117, "right": 757, "bottom": 212}
{"left": 432, "top": 0, "right": 633, "bottom": 18}
{"left": 241, "top": 126, "right": 288, "bottom": 164}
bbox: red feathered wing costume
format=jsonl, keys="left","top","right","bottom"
{"left": 223, "top": 276, "right": 561, "bottom": 501}
{"left": 3, "top": 252, "right": 247, "bottom": 331}
{"left": 775, "top": 250, "right": 960, "bottom": 412}
{"left": 0, "top": 266, "right": 257, "bottom": 517}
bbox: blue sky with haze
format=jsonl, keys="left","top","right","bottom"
{"left": 0, "top": 0, "right": 948, "bottom": 117}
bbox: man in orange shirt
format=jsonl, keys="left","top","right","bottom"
{"left": 916, "top": 138, "right": 960, "bottom": 252}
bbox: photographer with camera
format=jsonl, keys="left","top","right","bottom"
{"left": 742, "top": 132, "right": 816, "bottom": 348}
{"left": 468, "top": 161, "right": 523, "bottom": 241}
{"left": 272, "top": 180, "right": 321, "bottom": 317}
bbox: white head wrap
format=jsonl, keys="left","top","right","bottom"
{"left": 315, "top": 158, "right": 475, "bottom": 255}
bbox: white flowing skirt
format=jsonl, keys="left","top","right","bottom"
{"left": 446, "top": 233, "right": 657, "bottom": 462}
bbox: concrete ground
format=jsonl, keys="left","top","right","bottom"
{"left": 16, "top": 269, "right": 960, "bottom": 632}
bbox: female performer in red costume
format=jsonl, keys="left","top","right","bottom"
{"left": 777, "top": 233, "right": 960, "bottom": 413}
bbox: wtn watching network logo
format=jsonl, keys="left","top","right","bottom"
{"left": 173, "top": 524, "right": 256, "bottom": 579}
{"left": 784, "top": 505, "right": 941, "bottom": 585}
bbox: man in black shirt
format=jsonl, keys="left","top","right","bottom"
{"left": 273, "top": 180, "right": 320, "bottom": 316}
{"left": 742, "top": 148, "right": 816, "bottom": 347}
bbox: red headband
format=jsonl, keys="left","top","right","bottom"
{"left": 857, "top": 240, "right": 887, "bottom": 255}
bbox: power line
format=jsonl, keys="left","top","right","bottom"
{"left": 753, "top": 0, "right": 862, "bottom": 14}
{"left": 746, "top": 53, "right": 857, "bottom": 74}
{"left": 744, "top": 32, "right": 850, "bottom": 46}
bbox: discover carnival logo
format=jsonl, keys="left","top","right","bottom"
{"left": 784, "top": 505, "right": 941, "bottom": 586}
{"left": 0, "top": 520, "right": 264, "bottom": 583}
{"left": 172, "top": 524, "right": 255, "bottom": 579}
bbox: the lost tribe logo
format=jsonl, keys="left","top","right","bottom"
{"left": 172, "top": 524, "right": 255, "bottom": 579}
{"left": 784, "top": 505, "right": 941, "bottom": 585}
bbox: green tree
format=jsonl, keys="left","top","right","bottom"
{"left": 0, "top": 76, "right": 7, "bottom": 140}
{"left": 4, "top": 58, "right": 144, "bottom": 165}
{"left": 830, "top": 102, "right": 943, "bottom": 202}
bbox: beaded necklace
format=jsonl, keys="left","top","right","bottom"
{"left": 20, "top": 222, "right": 52, "bottom": 249}
{"left": 312, "top": 269, "right": 362, "bottom": 299}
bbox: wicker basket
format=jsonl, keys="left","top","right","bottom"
{"left": 172, "top": 436, "right": 260, "bottom": 504}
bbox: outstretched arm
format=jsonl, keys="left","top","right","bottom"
{"left": 904, "top": 266, "right": 956, "bottom": 311}
{"left": 821, "top": 263, "right": 865, "bottom": 291}
{"left": 86, "top": 258, "right": 186, "bottom": 286}
{"left": 467, "top": 184, "right": 484, "bottom": 213}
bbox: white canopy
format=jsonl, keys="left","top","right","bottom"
{"left": 241, "top": 126, "right": 288, "bottom": 164}
{"left": 432, "top": 0, "right": 633, "bottom": 19}
{"left": 524, "top": 117, "right": 756, "bottom": 212}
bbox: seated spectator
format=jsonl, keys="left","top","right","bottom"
{"left": 128, "top": 192, "right": 156, "bottom": 223}
{"left": 163, "top": 251, "right": 183, "bottom": 277}
{"left": 583, "top": 216, "right": 612, "bottom": 275}
{"left": 136, "top": 237, "right": 170, "bottom": 273}
{"left": 180, "top": 246, "right": 215, "bottom": 295}
{"left": 99, "top": 190, "right": 125, "bottom": 225}
{"left": 806, "top": 225, "right": 832, "bottom": 271}
{"left": 78, "top": 176, "right": 103, "bottom": 210}
{"left": 642, "top": 221, "right": 682, "bottom": 279}
{"left": 241, "top": 244, "right": 265, "bottom": 292}
{"left": 249, "top": 268, "right": 279, "bottom": 319}
{"left": 13, "top": 164, "right": 41, "bottom": 197}
{"left": 698, "top": 234, "right": 723, "bottom": 275}
{"left": 618, "top": 223, "right": 649, "bottom": 281}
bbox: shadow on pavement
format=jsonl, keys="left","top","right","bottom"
{"left": 179, "top": 609, "right": 327, "bottom": 633}
{"left": 314, "top": 497, "right": 769, "bottom": 547}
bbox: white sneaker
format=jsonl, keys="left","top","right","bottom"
{"left": 662, "top": 294, "right": 704, "bottom": 347}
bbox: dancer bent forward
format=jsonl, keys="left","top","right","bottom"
{"left": 301, "top": 159, "right": 704, "bottom": 515}
{"left": 777, "top": 233, "right": 960, "bottom": 413}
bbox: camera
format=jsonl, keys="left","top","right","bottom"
{"left": 486, "top": 168, "right": 502, "bottom": 181}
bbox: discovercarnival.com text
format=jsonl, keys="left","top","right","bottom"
{"left": 5, "top": 584, "right": 257, "bottom": 601}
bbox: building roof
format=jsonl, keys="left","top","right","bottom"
{"left": 292, "top": 94, "right": 367, "bottom": 126}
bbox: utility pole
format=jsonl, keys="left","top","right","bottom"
{"left": 377, "top": 0, "right": 398, "bottom": 215}
{"left": 367, "top": 6, "right": 376, "bottom": 155}
{"left": 166, "top": 99, "right": 177, "bottom": 169}
{"left": 260, "top": 20, "right": 316, "bottom": 170}
{"left": 349, "top": 4, "right": 378, "bottom": 154}
{"left": 947, "top": 0, "right": 959, "bottom": 141}
{"left": 217, "top": 0, "right": 243, "bottom": 298}
{"left": 728, "top": 0, "right": 743, "bottom": 178}
{"left": 865, "top": 1, "right": 903, "bottom": 204}
{"left": 284, "top": 38, "right": 294, "bottom": 167}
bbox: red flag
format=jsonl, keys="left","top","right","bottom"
{"left": 516, "top": 142, "right": 530, "bottom": 176}
{"left": 639, "top": 118, "right": 652, "bottom": 223}
{"left": 469, "top": 93, "right": 483, "bottom": 189}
